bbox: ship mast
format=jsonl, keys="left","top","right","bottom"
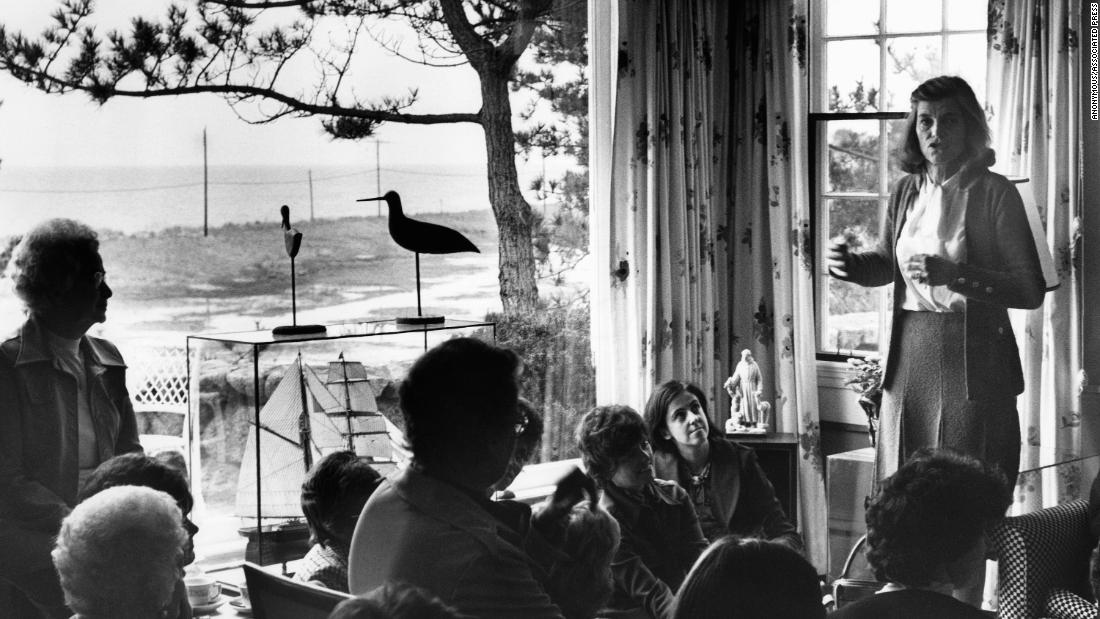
{"left": 338, "top": 352, "right": 355, "bottom": 451}
{"left": 296, "top": 352, "right": 314, "bottom": 472}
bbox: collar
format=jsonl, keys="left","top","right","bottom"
{"left": 918, "top": 155, "right": 987, "bottom": 192}
{"left": 14, "top": 316, "right": 125, "bottom": 369}
{"left": 600, "top": 479, "right": 680, "bottom": 521}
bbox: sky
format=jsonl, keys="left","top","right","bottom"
{"left": 0, "top": 1, "right": 492, "bottom": 168}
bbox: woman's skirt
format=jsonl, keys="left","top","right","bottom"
{"left": 874, "top": 310, "right": 1020, "bottom": 488}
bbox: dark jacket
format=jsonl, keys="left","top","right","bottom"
{"left": 840, "top": 165, "right": 1044, "bottom": 400}
{"left": 0, "top": 316, "right": 142, "bottom": 532}
{"left": 653, "top": 437, "right": 802, "bottom": 550}
{"left": 831, "top": 589, "right": 990, "bottom": 619}
{"left": 600, "top": 479, "right": 708, "bottom": 619}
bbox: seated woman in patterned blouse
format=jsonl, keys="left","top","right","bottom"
{"left": 296, "top": 450, "right": 382, "bottom": 591}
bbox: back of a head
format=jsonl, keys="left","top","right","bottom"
{"left": 53, "top": 485, "right": 187, "bottom": 619}
{"left": 672, "top": 537, "right": 824, "bottom": 619}
{"left": 328, "top": 583, "right": 467, "bottom": 619}
{"left": 535, "top": 499, "right": 622, "bottom": 619}
{"left": 398, "top": 337, "right": 521, "bottom": 468}
{"left": 865, "top": 448, "right": 1011, "bottom": 586}
{"left": 575, "top": 404, "right": 647, "bottom": 487}
{"left": 301, "top": 450, "right": 383, "bottom": 547}
{"left": 79, "top": 452, "right": 193, "bottom": 513}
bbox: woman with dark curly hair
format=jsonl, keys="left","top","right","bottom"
{"left": 643, "top": 380, "right": 800, "bottom": 549}
{"left": 827, "top": 76, "right": 1044, "bottom": 488}
{"left": 576, "top": 405, "right": 707, "bottom": 619}
{"left": 832, "top": 448, "right": 1010, "bottom": 618}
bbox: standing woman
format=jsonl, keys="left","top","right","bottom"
{"left": 0, "top": 219, "right": 142, "bottom": 617}
{"left": 644, "top": 381, "right": 801, "bottom": 550}
{"left": 827, "top": 76, "right": 1044, "bottom": 487}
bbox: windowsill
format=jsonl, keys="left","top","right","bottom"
{"left": 499, "top": 458, "right": 583, "bottom": 504}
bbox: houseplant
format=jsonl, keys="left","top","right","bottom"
{"left": 845, "top": 356, "right": 883, "bottom": 446}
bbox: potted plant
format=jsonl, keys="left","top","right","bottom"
{"left": 845, "top": 356, "right": 883, "bottom": 446}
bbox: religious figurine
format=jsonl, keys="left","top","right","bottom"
{"left": 723, "top": 349, "right": 771, "bottom": 434}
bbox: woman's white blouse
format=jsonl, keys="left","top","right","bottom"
{"left": 895, "top": 170, "right": 967, "bottom": 312}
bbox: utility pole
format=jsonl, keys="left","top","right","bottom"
{"left": 308, "top": 169, "right": 315, "bottom": 222}
{"left": 203, "top": 128, "right": 209, "bottom": 237}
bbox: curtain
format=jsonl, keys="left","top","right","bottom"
{"left": 595, "top": 0, "right": 828, "bottom": 570}
{"left": 987, "top": 0, "right": 1083, "bottom": 511}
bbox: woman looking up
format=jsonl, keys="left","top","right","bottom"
{"left": 827, "top": 75, "right": 1044, "bottom": 487}
{"left": 644, "top": 380, "right": 801, "bottom": 550}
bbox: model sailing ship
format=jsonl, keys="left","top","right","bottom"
{"left": 236, "top": 352, "right": 400, "bottom": 545}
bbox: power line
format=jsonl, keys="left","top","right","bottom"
{"left": 0, "top": 165, "right": 483, "bottom": 195}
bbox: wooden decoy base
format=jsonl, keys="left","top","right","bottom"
{"left": 272, "top": 324, "right": 328, "bottom": 336}
{"left": 395, "top": 315, "right": 445, "bottom": 325}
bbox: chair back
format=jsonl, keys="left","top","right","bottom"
{"left": 243, "top": 562, "right": 354, "bottom": 619}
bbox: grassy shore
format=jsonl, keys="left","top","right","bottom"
{"left": 0, "top": 211, "right": 501, "bottom": 340}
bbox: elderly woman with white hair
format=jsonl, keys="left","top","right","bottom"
{"left": 53, "top": 485, "right": 189, "bottom": 619}
{"left": 0, "top": 218, "right": 142, "bottom": 617}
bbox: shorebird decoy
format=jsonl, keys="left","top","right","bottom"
{"left": 273, "top": 205, "right": 326, "bottom": 336}
{"left": 357, "top": 190, "right": 479, "bottom": 324}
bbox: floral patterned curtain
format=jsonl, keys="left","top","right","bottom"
{"left": 728, "top": 0, "right": 827, "bottom": 571}
{"left": 598, "top": 0, "right": 828, "bottom": 570}
{"left": 987, "top": 0, "right": 1083, "bottom": 511}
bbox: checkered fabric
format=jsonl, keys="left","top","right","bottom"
{"left": 1042, "top": 587, "right": 1096, "bottom": 619}
{"left": 991, "top": 499, "right": 1093, "bottom": 619}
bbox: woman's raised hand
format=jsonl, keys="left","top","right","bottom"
{"left": 826, "top": 241, "right": 851, "bottom": 278}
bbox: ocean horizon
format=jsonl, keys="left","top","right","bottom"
{"left": 0, "top": 163, "right": 495, "bottom": 235}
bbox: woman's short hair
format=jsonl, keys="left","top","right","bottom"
{"left": 672, "top": 536, "right": 824, "bottom": 619}
{"left": 575, "top": 405, "right": 648, "bottom": 485}
{"left": 8, "top": 218, "right": 100, "bottom": 314}
{"left": 79, "top": 452, "right": 193, "bottom": 515}
{"left": 643, "top": 380, "right": 722, "bottom": 455}
{"left": 398, "top": 337, "right": 522, "bottom": 469}
{"left": 865, "top": 448, "right": 1011, "bottom": 586}
{"left": 52, "top": 485, "right": 187, "bottom": 619}
{"left": 329, "top": 582, "right": 466, "bottom": 619}
{"left": 896, "top": 75, "right": 995, "bottom": 174}
{"left": 300, "top": 450, "right": 382, "bottom": 548}
{"left": 534, "top": 499, "right": 621, "bottom": 619}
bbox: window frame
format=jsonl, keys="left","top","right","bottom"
{"left": 809, "top": 0, "right": 986, "bottom": 361}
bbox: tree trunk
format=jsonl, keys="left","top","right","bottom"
{"left": 478, "top": 68, "right": 539, "bottom": 315}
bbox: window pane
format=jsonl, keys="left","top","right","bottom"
{"left": 883, "top": 36, "right": 942, "bottom": 110}
{"left": 826, "top": 0, "right": 880, "bottom": 37}
{"left": 885, "top": 0, "right": 943, "bottom": 33}
{"left": 946, "top": 34, "right": 987, "bottom": 97}
{"left": 828, "top": 198, "right": 880, "bottom": 251}
{"left": 946, "top": 0, "right": 987, "bottom": 30}
{"left": 822, "top": 279, "right": 884, "bottom": 354}
{"left": 828, "top": 120, "right": 881, "bottom": 193}
{"left": 827, "top": 40, "right": 881, "bottom": 112}
{"left": 887, "top": 117, "right": 911, "bottom": 187}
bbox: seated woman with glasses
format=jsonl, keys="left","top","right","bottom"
{"left": 643, "top": 380, "right": 801, "bottom": 550}
{"left": 297, "top": 450, "right": 382, "bottom": 592}
{"left": 576, "top": 405, "right": 708, "bottom": 619}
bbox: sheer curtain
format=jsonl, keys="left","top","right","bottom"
{"left": 987, "top": 0, "right": 1082, "bottom": 510}
{"left": 592, "top": 0, "right": 828, "bottom": 570}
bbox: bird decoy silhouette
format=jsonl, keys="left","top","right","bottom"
{"left": 357, "top": 190, "right": 479, "bottom": 324}
{"left": 273, "top": 205, "right": 325, "bottom": 336}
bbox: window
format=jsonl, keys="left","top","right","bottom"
{"left": 810, "top": 0, "right": 987, "bottom": 358}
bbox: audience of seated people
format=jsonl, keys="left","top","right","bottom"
{"left": 672, "top": 536, "right": 825, "bottom": 619}
{"left": 52, "top": 485, "right": 189, "bottom": 619}
{"left": 832, "top": 448, "right": 1010, "bottom": 618}
{"left": 328, "top": 582, "right": 467, "bottom": 619}
{"left": 347, "top": 337, "right": 569, "bottom": 617}
{"left": 576, "top": 404, "right": 708, "bottom": 619}
{"left": 297, "top": 450, "right": 383, "bottom": 592}
{"left": 644, "top": 380, "right": 802, "bottom": 550}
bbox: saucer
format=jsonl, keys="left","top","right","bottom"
{"left": 191, "top": 594, "right": 229, "bottom": 614}
{"left": 229, "top": 598, "right": 253, "bottom": 616}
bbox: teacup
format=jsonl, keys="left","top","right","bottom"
{"left": 185, "top": 576, "right": 220, "bottom": 606}
{"left": 239, "top": 583, "right": 250, "bottom": 605}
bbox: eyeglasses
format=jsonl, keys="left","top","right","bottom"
{"left": 513, "top": 410, "right": 529, "bottom": 436}
{"left": 92, "top": 271, "right": 106, "bottom": 287}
